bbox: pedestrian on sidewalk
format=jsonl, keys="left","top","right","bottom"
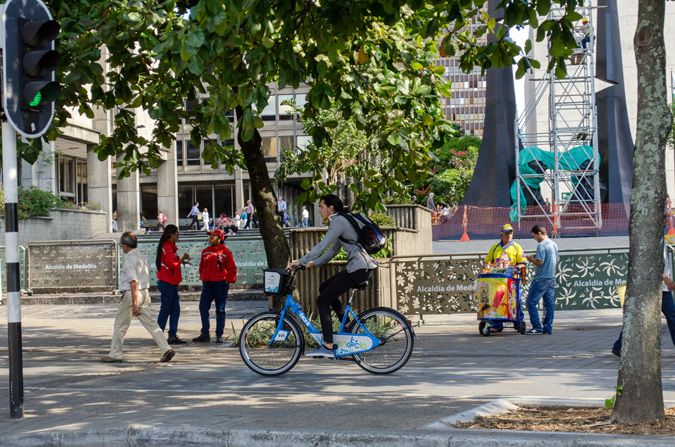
{"left": 301, "top": 205, "right": 309, "bottom": 227}
{"left": 193, "top": 229, "right": 237, "bottom": 344}
{"left": 201, "top": 207, "right": 210, "bottom": 231}
{"left": 187, "top": 202, "right": 200, "bottom": 230}
{"left": 157, "top": 210, "right": 168, "bottom": 231}
{"left": 612, "top": 213, "right": 675, "bottom": 356}
{"left": 102, "top": 232, "right": 175, "bottom": 364}
{"left": 524, "top": 224, "right": 559, "bottom": 335}
{"left": 156, "top": 224, "right": 191, "bottom": 345}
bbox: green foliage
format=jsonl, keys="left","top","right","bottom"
{"left": 0, "top": 186, "right": 99, "bottom": 218}
{"left": 407, "top": 135, "right": 480, "bottom": 206}
{"left": 16, "top": 186, "right": 64, "bottom": 218}
{"left": 605, "top": 385, "right": 624, "bottom": 409}
{"left": 368, "top": 212, "right": 396, "bottom": 227}
{"left": 36, "top": 0, "right": 582, "bottom": 200}
{"left": 434, "top": 168, "right": 474, "bottom": 206}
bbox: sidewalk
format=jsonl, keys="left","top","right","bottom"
{"left": 0, "top": 303, "right": 673, "bottom": 446}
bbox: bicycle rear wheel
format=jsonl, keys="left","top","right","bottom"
{"left": 348, "top": 307, "right": 414, "bottom": 374}
{"left": 239, "top": 311, "right": 304, "bottom": 376}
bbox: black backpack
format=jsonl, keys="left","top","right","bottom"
{"left": 339, "top": 213, "right": 387, "bottom": 255}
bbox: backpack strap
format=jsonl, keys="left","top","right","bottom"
{"left": 338, "top": 213, "right": 360, "bottom": 246}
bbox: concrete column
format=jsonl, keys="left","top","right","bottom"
{"left": 157, "top": 145, "right": 179, "bottom": 226}
{"left": 116, "top": 152, "right": 140, "bottom": 232}
{"left": 87, "top": 144, "right": 113, "bottom": 232}
{"left": 235, "top": 166, "right": 244, "bottom": 213}
{"left": 31, "top": 141, "right": 58, "bottom": 194}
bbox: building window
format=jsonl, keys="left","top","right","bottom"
{"left": 58, "top": 157, "right": 75, "bottom": 195}
{"left": 261, "top": 96, "right": 277, "bottom": 121}
{"left": 176, "top": 141, "right": 184, "bottom": 166}
{"left": 262, "top": 137, "right": 278, "bottom": 159}
{"left": 186, "top": 139, "right": 201, "bottom": 165}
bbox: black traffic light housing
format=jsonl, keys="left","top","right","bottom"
{"left": 2, "top": 0, "right": 61, "bottom": 138}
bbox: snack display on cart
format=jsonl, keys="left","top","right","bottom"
{"left": 476, "top": 260, "right": 527, "bottom": 336}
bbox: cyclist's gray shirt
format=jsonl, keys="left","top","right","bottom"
{"left": 299, "top": 214, "right": 378, "bottom": 272}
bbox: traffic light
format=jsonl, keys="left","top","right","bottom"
{"left": 2, "top": 0, "right": 61, "bottom": 138}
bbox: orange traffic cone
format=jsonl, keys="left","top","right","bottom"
{"left": 460, "top": 205, "right": 470, "bottom": 241}
{"left": 668, "top": 199, "right": 675, "bottom": 235}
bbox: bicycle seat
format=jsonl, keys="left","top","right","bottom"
{"left": 353, "top": 281, "right": 369, "bottom": 290}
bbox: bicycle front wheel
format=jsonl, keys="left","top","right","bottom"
{"left": 239, "top": 311, "right": 304, "bottom": 376}
{"left": 349, "top": 307, "right": 414, "bottom": 374}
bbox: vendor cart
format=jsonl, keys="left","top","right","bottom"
{"left": 476, "top": 268, "right": 526, "bottom": 336}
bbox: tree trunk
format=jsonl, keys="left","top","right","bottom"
{"left": 613, "top": 0, "right": 673, "bottom": 424}
{"left": 236, "top": 107, "right": 291, "bottom": 308}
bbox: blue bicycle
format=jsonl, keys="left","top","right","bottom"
{"left": 239, "top": 266, "right": 415, "bottom": 376}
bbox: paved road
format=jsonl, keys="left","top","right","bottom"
{"left": 0, "top": 302, "right": 674, "bottom": 442}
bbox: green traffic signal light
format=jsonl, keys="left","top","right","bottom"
{"left": 28, "top": 91, "right": 42, "bottom": 107}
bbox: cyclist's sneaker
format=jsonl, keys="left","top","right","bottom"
{"left": 305, "top": 345, "right": 335, "bottom": 358}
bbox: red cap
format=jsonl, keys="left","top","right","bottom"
{"left": 207, "top": 229, "right": 225, "bottom": 239}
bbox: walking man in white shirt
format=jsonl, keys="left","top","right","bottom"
{"left": 102, "top": 232, "right": 175, "bottom": 363}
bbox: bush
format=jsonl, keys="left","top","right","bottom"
{"left": 17, "top": 186, "right": 63, "bottom": 219}
{"left": 0, "top": 186, "right": 100, "bottom": 219}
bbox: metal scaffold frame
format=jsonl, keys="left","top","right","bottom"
{"left": 514, "top": 2, "right": 601, "bottom": 235}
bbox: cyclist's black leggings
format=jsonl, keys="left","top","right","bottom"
{"left": 317, "top": 268, "right": 371, "bottom": 344}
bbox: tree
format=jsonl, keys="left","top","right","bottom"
{"left": 47, "top": 0, "right": 459, "bottom": 273}
{"left": 612, "top": 0, "right": 673, "bottom": 424}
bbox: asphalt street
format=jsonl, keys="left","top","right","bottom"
{"left": 0, "top": 301, "right": 674, "bottom": 444}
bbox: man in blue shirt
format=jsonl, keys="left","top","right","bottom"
{"left": 524, "top": 224, "right": 559, "bottom": 334}
{"left": 187, "top": 202, "right": 200, "bottom": 230}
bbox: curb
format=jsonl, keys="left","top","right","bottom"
{"left": 1, "top": 425, "right": 675, "bottom": 447}
{"left": 17, "top": 290, "right": 267, "bottom": 305}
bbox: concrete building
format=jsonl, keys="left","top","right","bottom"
{"left": 15, "top": 83, "right": 315, "bottom": 234}
{"left": 436, "top": 16, "right": 489, "bottom": 136}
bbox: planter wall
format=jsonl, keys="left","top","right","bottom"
{"left": 0, "top": 208, "right": 107, "bottom": 246}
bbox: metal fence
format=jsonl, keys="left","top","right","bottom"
{"left": 389, "top": 246, "right": 631, "bottom": 315}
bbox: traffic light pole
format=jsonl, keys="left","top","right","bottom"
{"left": 2, "top": 120, "right": 24, "bottom": 418}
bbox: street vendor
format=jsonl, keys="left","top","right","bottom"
{"left": 485, "top": 224, "right": 527, "bottom": 269}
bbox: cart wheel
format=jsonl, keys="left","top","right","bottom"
{"left": 479, "top": 321, "right": 491, "bottom": 336}
{"left": 518, "top": 321, "right": 526, "bottom": 334}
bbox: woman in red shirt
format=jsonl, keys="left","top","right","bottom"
{"left": 192, "top": 229, "right": 237, "bottom": 343}
{"left": 155, "top": 224, "right": 191, "bottom": 344}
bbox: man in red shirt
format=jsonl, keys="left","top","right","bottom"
{"left": 193, "top": 229, "right": 237, "bottom": 343}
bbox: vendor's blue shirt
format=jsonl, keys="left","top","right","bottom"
{"left": 534, "top": 238, "right": 559, "bottom": 280}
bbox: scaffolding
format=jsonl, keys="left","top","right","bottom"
{"left": 514, "top": 2, "right": 601, "bottom": 235}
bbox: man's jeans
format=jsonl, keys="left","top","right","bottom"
{"left": 526, "top": 278, "right": 556, "bottom": 333}
{"left": 613, "top": 291, "right": 675, "bottom": 352}
{"left": 199, "top": 281, "right": 229, "bottom": 337}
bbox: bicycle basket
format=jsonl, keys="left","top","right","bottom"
{"left": 263, "top": 268, "right": 291, "bottom": 296}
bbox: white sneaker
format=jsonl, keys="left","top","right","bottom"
{"left": 305, "top": 345, "right": 335, "bottom": 358}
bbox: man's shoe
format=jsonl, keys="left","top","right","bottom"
{"left": 168, "top": 336, "right": 187, "bottom": 345}
{"left": 160, "top": 349, "right": 175, "bottom": 363}
{"left": 192, "top": 333, "right": 210, "bottom": 342}
{"left": 524, "top": 329, "right": 543, "bottom": 335}
{"left": 214, "top": 336, "right": 224, "bottom": 344}
{"left": 101, "top": 356, "right": 122, "bottom": 363}
{"left": 305, "top": 345, "right": 335, "bottom": 358}
{"left": 612, "top": 348, "right": 621, "bottom": 357}
{"left": 543, "top": 331, "right": 552, "bottom": 334}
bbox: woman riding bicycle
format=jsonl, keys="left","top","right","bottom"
{"left": 291, "top": 194, "right": 378, "bottom": 358}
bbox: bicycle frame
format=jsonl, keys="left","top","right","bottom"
{"left": 270, "top": 293, "right": 381, "bottom": 358}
